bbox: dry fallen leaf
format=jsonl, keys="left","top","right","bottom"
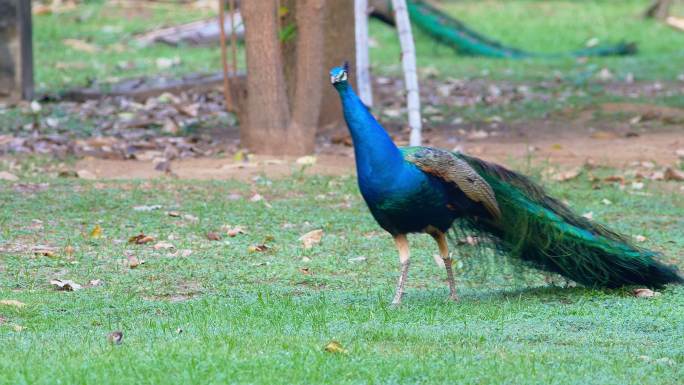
{"left": 299, "top": 267, "right": 312, "bottom": 275}
{"left": 633, "top": 288, "right": 660, "bottom": 298}
{"left": 603, "top": 175, "right": 626, "bottom": 184}
{"left": 299, "top": 229, "right": 324, "bottom": 249}
{"left": 0, "top": 299, "right": 26, "bottom": 308}
{"left": 183, "top": 214, "right": 199, "bottom": 222}
{"left": 50, "top": 279, "right": 83, "bottom": 291}
{"left": 167, "top": 211, "right": 181, "bottom": 217}
{"left": 76, "top": 169, "right": 97, "bottom": 180}
{"left": 33, "top": 4, "right": 52, "bottom": 15}
{"left": 153, "top": 241, "right": 175, "bottom": 250}
{"left": 156, "top": 56, "right": 181, "bottom": 69}
{"left": 127, "top": 255, "right": 143, "bottom": 268}
{"left": 0, "top": 171, "right": 19, "bottom": 181}
{"left": 128, "top": 233, "right": 155, "bottom": 245}
{"left": 224, "top": 226, "right": 246, "bottom": 237}
{"left": 162, "top": 118, "right": 180, "bottom": 134}
{"left": 63, "top": 38, "right": 100, "bottom": 53}
{"left": 90, "top": 224, "right": 103, "bottom": 239}
{"left": 654, "top": 357, "right": 675, "bottom": 366}
{"left": 33, "top": 245, "right": 57, "bottom": 258}
{"left": 133, "top": 205, "right": 162, "bottom": 212}
{"left": 178, "top": 103, "right": 200, "bottom": 118}
{"left": 664, "top": 167, "right": 684, "bottom": 181}
{"left": 551, "top": 168, "right": 582, "bottom": 182}
{"left": 107, "top": 330, "right": 123, "bottom": 345}
{"left": 247, "top": 244, "right": 269, "bottom": 253}
{"left": 634, "top": 235, "right": 647, "bottom": 243}
{"left": 206, "top": 232, "right": 222, "bottom": 241}
{"left": 324, "top": 340, "right": 348, "bottom": 354}
{"left": 649, "top": 170, "right": 665, "bottom": 181}
{"left": 64, "top": 245, "right": 75, "bottom": 257}
{"left": 296, "top": 155, "right": 317, "bottom": 166}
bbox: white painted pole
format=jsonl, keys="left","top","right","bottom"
{"left": 391, "top": 0, "right": 421, "bottom": 146}
{"left": 355, "top": 0, "right": 373, "bottom": 107}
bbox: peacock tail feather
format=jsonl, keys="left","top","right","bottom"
{"left": 450, "top": 152, "right": 682, "bottom": 288}
{"left": 406, "top": 0, "right": 637, "bottom": 58}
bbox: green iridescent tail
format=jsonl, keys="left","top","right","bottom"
{"left": 406, "top": 0, "right": 637, "bottom": 58}
{"left": 453, "top": 154, "right": 682, "bottom": 288}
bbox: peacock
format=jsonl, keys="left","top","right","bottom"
{"left": 329, "top": 63, "right": 682, "bottom": 305}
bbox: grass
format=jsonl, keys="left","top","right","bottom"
{"left": 33, "top": 0, "right": 242, "bottom": 91}
{"left": 31, "top": 0, "right": 684, "bottom": 92}
{"left": 2, "top": 3, "right": 683, "bottom": 383}
{"left": 1, "top": 165, "right": 683, "bottom": 384}
{"left": 370, "top": 0, "right": 684, "bottom": 82}
{"left": 18, "top": 0, "right": 684, "bottom": 134}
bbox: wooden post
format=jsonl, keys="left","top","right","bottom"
{"left": 0, "top": 0, "right": 33, "bottom": 103}
{"left": 355, "top": 0, "right": 373, "bottom": 107}
{"left": 392, "top": 0, "right": 422, "bottom": 146}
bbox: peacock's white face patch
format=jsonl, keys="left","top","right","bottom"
{"left": 330, "top": 68, "right": 348, "bottom": 84}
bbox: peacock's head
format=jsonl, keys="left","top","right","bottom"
{"left": 330, "top": 62, "right": 349, "bottom": 87}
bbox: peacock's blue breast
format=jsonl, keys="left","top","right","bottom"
{"left": 358, "top": 163, "right": 456, "bottom": 235}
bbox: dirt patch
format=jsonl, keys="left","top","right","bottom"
{"left": 599, "top": 102, "right": 684, "bottom": 122}
{"left": 74, "top": 129, "right": 683, "bottom": 180}
{"left": 75, "top": 154, "right": 356, "bottom": 180}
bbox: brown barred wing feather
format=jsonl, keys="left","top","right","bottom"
{"left": 405, "top": 148, "right": 501, "bottom": 219}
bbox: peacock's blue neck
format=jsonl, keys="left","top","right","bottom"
{"left": 335, "top": 82, "right": 405, "bottom": 185}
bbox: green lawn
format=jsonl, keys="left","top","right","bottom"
{"left": 371, "top": 0, "right": 684, "bottom": 81}
{"left": 3, "top": 2, "right": 683, "bottom": 383}
{"left": 31, "top": 0, "right": 684, "bottom": 91}
{"left": 1, "top": 169, "right": 683, "bottom": 384}
{"left": 18, "top": 0, "right": 684, "bottom": 136}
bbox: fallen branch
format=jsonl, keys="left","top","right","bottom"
{"left": 134, "top": 14, "right": 244, "bottom": 46}
{"left": 62, "top": 72, "right": 245, "bottom": 102}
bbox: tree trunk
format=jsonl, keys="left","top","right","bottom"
{"left": 645, "top": 0, "right": 673, "bottom": 19}
{"left": 241, "top": 0, "right": 290, "bottom": 154}
{"left": 318, "top": 0, "right": 356, "bottom": 130}
{"left": 0, "top": 0, "right": 33, "bottom": 103}
{"left": 242, "top": 0, "right": 329, "bottom": 155}
{"left": 287, "top": 0, "right": 327, "bottom": 154}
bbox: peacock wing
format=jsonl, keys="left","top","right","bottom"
{"left": 404, "top": 147, "right": 501, "bottom": 219}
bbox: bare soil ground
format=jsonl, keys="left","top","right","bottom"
{"left": 3, "top": 79, "right": 683, "bottom": 180}
{"left": 75, "top": 117, "right": 683, "bottom": 180}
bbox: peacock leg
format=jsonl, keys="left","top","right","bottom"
{"left": 392, "top": 234, "right": 411, "bottom": 305}
{"left": 431, "top": 231, "right": 459, "bottom": 302}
